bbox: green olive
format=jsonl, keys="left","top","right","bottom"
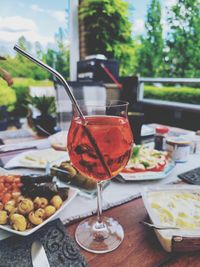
{"left": 60, "top": 163, "right": 77, "bottom": 177}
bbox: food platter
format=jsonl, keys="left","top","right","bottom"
{"left": 120, "top": 146, "right": 175, "bottom": 181}
{"left": 121, "top": 161, "right": 175, "bottom": 181}
{"left": 0, "top": 187, "right": 78, "bottom": 236}
{"left": 4, "top": 149, "right": 69, "bottom": 169}
{"left": 0, "top": 168, "right": 78, "bottom": 236}
{"left": 142, "top": 185, "right": 200, "bottom": 252}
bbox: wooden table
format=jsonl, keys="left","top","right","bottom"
{"left": 66, "top": 124, "right": 200, "bottom": 266}
{"left": 67, "top": 198, "right": 200, "bottom": 267}
{"left": 1, "top": 132, "right": 200, "bottom": 267}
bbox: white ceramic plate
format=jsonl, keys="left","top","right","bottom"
{"left": 4, "top": 149, "right": 69, "bottom": 169}
{"left": 120, "top": 161, "right": 175, "bottom": 181}
{"left": 0, "top": 187, "right": 78, "bottom": 236}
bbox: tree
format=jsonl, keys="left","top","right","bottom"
{"left": 16, "top": 36, "right": 32, "bottom": 63}
{"left": 54, "top": 27, "right": 70, "bottom": 80}
{"left": 165, "top": 0, "right": 200, "bottom": 77}
{"left": 79, "top": 0, "right": 137, "bottom": 75}
{"left": 35, "top": 41, "right": 43, "bottom": 60}
{"left": 44, "top": 48, "right": 56, "bottom": 70}
{"left": 13, "top": 36, "right": 49, "bottom": 80}
{"left": 137, "top": 0, "right": 163, "bottom": 77}
{"left": 44, "top": 28, "right": 70, "bottom": 80}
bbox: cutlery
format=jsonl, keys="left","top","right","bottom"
{"left": 35, "top": 125, "right": 51, "bottom": 136}
{"left": 0, "top": 145, "right": 37, "bottom": 153}
{"left": 112, "top": 174, "right": 127, "bottom": 183}
{"left": 140, "top": 221, "right": 180, "bottom": 230}
{"left": 0, "top": 159, "right": 4, "bottom": 168}
{"left": 31, "top": 240, "right": 50, "bottom": 267}
{"left": 4, "top": 165, "right": 44, "bottom": 170}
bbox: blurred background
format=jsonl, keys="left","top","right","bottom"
{"left": 0, "top": 0, "right": 199, "bottom": 133}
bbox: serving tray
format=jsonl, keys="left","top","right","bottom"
{"left": 142, "top": 185, "right": 200, "bottom": 252}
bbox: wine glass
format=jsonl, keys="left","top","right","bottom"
{"left": 67, "top": 100, "right": 133, "bottom": 253}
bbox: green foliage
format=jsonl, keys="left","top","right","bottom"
{"left": 35, "top": 41, "right": 43, "bottom": 59}
{"left": 28, "top": 95, "right": 56, "bottom": 116}
{"left": 11, "top": 78, "right": 53, "bottom": 117}
{"left": 55, "top": 28, "right": 70, "bottom": 79}
{"left": 165, "top": 0, "right": 200, "bottom": 78}
{"left": 0, "top": 31, "right": 70, "bottom": 81}
{"left": 137, "top": 0, "right": 163, "bottom": 77}
{"left": 13, "top": 78, "right": 52, "bottom": 87}
{"left": 43, "top": 28, "right": 70, "bottom": 80}
{"left": 0, "top": 55, "right": 49, "bottom": 80}
{"left": 79, "top": 0, "right": 136, "bottom": 75}
{"left": 44, "top": 47, "right": 69, "bottom": 81}
{"left": 112, "top": 41, "right": 139, "bottom": 76}
{"left": 0, "top": 78, "right": 16, "bottom": 111}
{"left": 144, "top": 85, "right": 200, "bottom": 104}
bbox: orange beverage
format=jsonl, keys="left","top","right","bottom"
{"left": 67, "top": 115, "right": 133, "bottom": 182}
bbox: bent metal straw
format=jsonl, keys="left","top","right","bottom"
{"left": 14, "top": 44, "right": 84, "bottom": 122}
{"left": 13, "top": 44, "right": 111, "bottom": 177}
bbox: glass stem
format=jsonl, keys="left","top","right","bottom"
{"left": 97, "top": 182, "right": 103, "bottom": 224}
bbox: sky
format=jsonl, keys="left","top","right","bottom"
{"left": 0, "top": 0, "right": 69, "bottom": 54}
{"left": 0, "top": 0, "right": 176, "bottom": 55}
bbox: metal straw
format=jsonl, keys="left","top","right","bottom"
{"left": 13, "top": 44, "right": 85, "bottom": 122}
{"left": 14, "top": 44, "right": 111, "bottom": 177}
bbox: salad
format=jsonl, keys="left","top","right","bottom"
{"left": 123, "top": 146, "right": 169, "bottom": 173}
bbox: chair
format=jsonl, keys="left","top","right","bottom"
{"left": 54, "top": 81, "right": 107, "bottom": 130}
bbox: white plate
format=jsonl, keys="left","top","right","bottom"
{"left": 0, "top": 187, "right": 78, "bottom": 236}
{"left": 4, "top": 149, "right": 69, "bottom": 169}
{"left": 120, "top": 161, "right": 175, "bottom": 181}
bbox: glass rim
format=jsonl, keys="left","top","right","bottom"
{"left": 73, "top": 100, "right": 129, "bottom": 108}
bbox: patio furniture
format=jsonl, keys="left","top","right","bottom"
{"left": 54, "top": 80, "right": 107, "bottom": 130}
{"left": 0, "top": 106, "right": 21, "bottom": 131}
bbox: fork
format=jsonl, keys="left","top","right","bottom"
{"left": 140, "top": 221, "right": 180, "bottom": 230}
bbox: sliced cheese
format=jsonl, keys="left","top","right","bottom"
{"left": 20, "top": 149, "right": 68, "bottom": 167}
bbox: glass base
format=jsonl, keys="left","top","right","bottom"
{"left": 75, "top": 216, "right": 124, "bottom": 254}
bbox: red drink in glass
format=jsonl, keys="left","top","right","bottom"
{"left": 67, "top": 101, "right": 133, "bottom": 253}
{"left": 67, "top": 116, "right": 132, "bottom": 182}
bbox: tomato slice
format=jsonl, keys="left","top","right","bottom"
{"left": 122, "top": 158, "right": 167, "bottom": 173}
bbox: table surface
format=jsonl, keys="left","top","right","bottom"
{"left": 1, "top": 128, "right": 200, "bottom": 267}
{"left": 67, "top": 197, "right": 200, "bottom": 267}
